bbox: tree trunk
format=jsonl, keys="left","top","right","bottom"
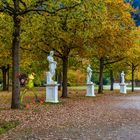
{"left": 98, "top": 58, "right": 104, "bottom": 94}
{"left": 11, "top": 13, "right": 21, "bottom": 109}
{"left": 110, "top": 69, "right": 114, "bottom": 91}
{"left": 2, "top": 66, "right": 7, "bottom": 91}
{"left": 58, "top": 71, "right": 62, "bottom": 91}
{"left": 1, "top": 65, "right": 10, "bottom": 91}
{"left": 7, "top": 64, "right": 10, "bottom": 91}
{"left": 61, "top": 56, "right": 68, "bottom": 97}
{"left": 132, "top": 64, "right": 134, "bottom": 92}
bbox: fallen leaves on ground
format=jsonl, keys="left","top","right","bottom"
{"left": 0, "top": 89, "right": 140, "bottom": 140}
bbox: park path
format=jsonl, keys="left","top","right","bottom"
{"left": 1, "top": 92, "right": 140, "bottom": 140}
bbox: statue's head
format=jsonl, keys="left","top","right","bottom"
{"left": 50, "top": 51, "right": 54, "bottom": 56}
{"left": 88, "top": 64, "right": 90, "bottom": 67}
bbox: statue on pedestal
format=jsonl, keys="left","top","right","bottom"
{"left": 121, "top": 71, "right": 125, "bottom": 84}
{"left": 47, "top": 51, "right": 57, "bottom": 84}
{"left": 86, "top": 64, "right": 95, "bottom": 96}
{"left": 46, "top": 51, "right": 59, "bottom": 103}
{"left": 120, "top": 71, "right": 127, "bottom": 94}
{"left": 87, "top": 64, "right": 93, "bottom": 84}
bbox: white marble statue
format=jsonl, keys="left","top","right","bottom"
{"left": 120, "top": 71, "right": 127, "bottom": 94}
{"left": 47, "top": 51, "right": 57, "bottom": 84}
{"left": 87, "top": 64, "right": 93, "bottom": 84}
{"left": 121, "top": 71, "right": 125, "bottom": 84}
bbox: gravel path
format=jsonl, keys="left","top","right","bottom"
{"left": 0, "top": 93, "right": 140, "bottom": 140}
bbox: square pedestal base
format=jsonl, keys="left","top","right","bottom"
{"left": 120, "top": 84, "right": 127, "bottom": 94}
{"left": 86, "top": 83, "right": 95, "bottom": 96}
{"left": 46, "top": 84, "right": 59, "bottom": 103}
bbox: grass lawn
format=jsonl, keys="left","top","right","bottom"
{"left": 68, "top": 85, "right": 100, "bottom": 90}
{"left": 68, "top": 85, "right": 114, "bottom": 90}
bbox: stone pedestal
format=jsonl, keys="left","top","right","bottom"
{"left": 46, "top": 84, "right": 59, "bottom": 103}
{"left": 120, "top": 83, "right": 127, "bottom": 94}
{"left": 86, "top": 83, "right": 95, "bottom": 96}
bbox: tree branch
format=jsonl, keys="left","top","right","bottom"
{"left": 35, "top": 46, "right": 62, "bottom": 58}
{"left": 104, "top": 57, "right": 125, "bottom": 65}
{"left": 125, "top": 62, "right": 131, "bottom": 67}
{"left": 19, "top": 8, "right": 55, "bottom": 15}
{"left": 19, "top": 3, "right": 80, "bottom": 15}
{"left": 52, "top": 48, "right": 62, "bottom": 58}
{"left": 1, "top": 0, "right": 14, "bottom": 14}
{"left": 20, "top": 46, "right": 32, "bottom": 51}
{"left": 19, "top": 0, "right": 27, "bottom": 9}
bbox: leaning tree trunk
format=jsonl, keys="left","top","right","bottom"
{"left": 11, "top": 14, "right": 21, "bottom": 109}
{"left": 61, "top": 56, "right": 68, "bottom": 97}
{"left": 110, "top": 69, "right": 114, "bottom": 91}
{"left": 132, "top": 64, "right": 135, "bottom": 92}
{"left": 98, "top": 58, "right": 104, "bottom": 94}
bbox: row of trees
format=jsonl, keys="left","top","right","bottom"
{"left": 0, "top": 0, "right": 140, "bottom": 109}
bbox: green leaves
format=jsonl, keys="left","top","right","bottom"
{"left": 0, "top": 13, "right": 12, "bottom": 66}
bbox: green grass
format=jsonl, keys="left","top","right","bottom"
{"left": 68, "top": 85, "right": 99, "bottom": 90}
{"left": 43, "top": 101, "right": 63, "bottom": 105}
{"left": 127, "top": 85, "right": 140, "bottom": 88}
{"left": 0, "top": 120, "right": 19, "bottom": 135}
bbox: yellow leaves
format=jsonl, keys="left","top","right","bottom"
{"left": 68, "top": 69, "right": 86, "bottom": 85}
{"left": 0, "top": 13, "right": 5, "bottom": 18}
{"left": 0, "top": 12, "right": 12, "bottom": 65}
{"left": 105, "top": 0, "right": 133, "bottom": 27}
{"left": 87, "top": 0, "right": 136, "bottom": 61}
{"left": 125, "top": 26, "right": 140, "bottom": 66}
